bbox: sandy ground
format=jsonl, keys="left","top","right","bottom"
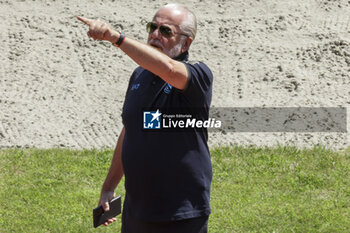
{"left": 0, "top": 0, "right": 349, "bottom": 149}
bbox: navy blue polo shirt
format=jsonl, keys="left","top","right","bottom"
{"left": 121, "top": 51, "right": 213, "bottom": 222}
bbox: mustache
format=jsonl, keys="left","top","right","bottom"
{"left": 148, "top": 39, "right": 164, "bottom": 49}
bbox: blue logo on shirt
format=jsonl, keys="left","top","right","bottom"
{"left": 131, "top": 83, "right": 140, "bottom": 91}
{"left": 143, "top": 110, "right": 162, "bottom": 129}
{"left": 164, "top": 83, "right": 173, "bottom": 94}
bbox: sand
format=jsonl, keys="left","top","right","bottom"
{"left": 0, "top": 0, "right": 349, "bottom": 149}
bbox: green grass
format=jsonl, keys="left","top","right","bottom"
{"left": 0, "top": 146, "right": 349, "bottom": 232}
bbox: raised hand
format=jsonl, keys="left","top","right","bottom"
{"left": 77, "top": 16, "right": 119, "bottom": 43}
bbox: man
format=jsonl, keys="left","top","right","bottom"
{"left": 78, "top": 3, "right": 213, "bottom": 233}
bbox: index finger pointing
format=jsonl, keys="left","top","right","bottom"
{"left": 77, "top": 16, "right": 92, "bottom": 25}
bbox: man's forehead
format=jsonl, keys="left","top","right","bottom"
{"left": 153, "top": 7, "right": 185, "bottom": 26}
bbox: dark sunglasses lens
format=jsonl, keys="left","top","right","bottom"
{"left": 159, "top": 26, "right": 172, "bottom": 37}
{"left": 147, "top": 22, "right": 157, "bottom": 33}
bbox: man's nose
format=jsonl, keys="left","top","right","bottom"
{"left": 150, "top": 27, "right": 161, "bottom": 39}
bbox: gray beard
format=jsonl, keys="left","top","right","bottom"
{"left": 166, "top": 38, "right": 186, "bottom": 58}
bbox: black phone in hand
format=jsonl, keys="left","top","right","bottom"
{"left": 93, "top": 196, "right": 122, "bottom": 228}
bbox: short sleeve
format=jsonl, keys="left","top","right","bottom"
{"left": 124, "top": 66, "right": 144, "bottom": 95}
{"left": 121, "top": 66, "right": 144, "bottom": 122}
{"left": 181, "top": 61, "right": 213, "bottom": 106}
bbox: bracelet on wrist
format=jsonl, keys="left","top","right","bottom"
{"left": 113, "top": 32, "right": 125, "bottom": 47}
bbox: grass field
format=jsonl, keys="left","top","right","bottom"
{"left": 0, "top": 146, "right": 349, "bottom": 232}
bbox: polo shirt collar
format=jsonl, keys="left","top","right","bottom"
{"left": 174, "top": 51, "right": 189, "bottom": 62}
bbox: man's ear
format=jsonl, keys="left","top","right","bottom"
{"left": 181, "top": 37, "right": 193, "bottom": 53}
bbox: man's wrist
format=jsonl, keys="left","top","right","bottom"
{"left": 110, "top": 31, "right": 119, "bottom": 44}
{"left": 112, "top": 32, "right": 126, "bottom": 47}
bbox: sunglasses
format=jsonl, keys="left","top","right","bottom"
{"left": 146, "top": 22, "right": 188, "bottom": 38}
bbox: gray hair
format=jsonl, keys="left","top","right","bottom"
{"left": 161, "top": 3, "right": 197, "bottom": 39}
